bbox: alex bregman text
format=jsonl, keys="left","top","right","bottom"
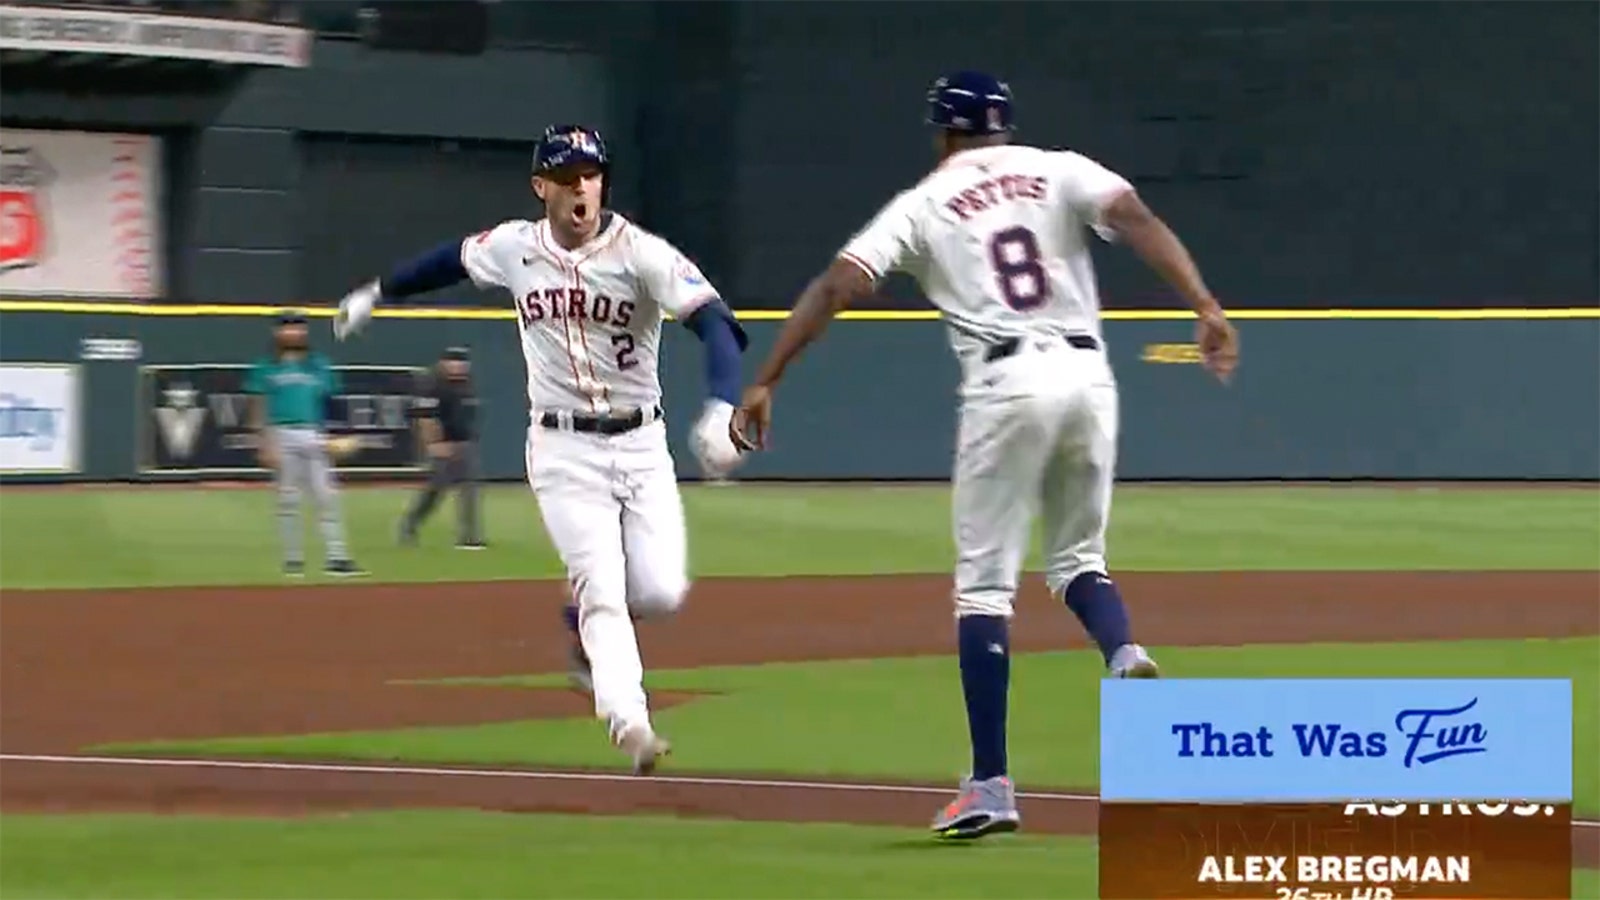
{"left": 1198, "top": 855, "right": 1471, "bottom": 885}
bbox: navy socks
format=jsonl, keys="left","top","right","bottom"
{"left": 952, "top": 575, "right": 1129, "bottom": 782}
{"left": 1063, "top": 571, "right": 1133, "bottom": 666}
{"left": 957, "top": 614, "right": 1011, "bottom": 781}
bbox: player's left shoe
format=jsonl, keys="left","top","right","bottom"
{"left": 325, "top": 559, "right": 368, "bottom": 578}
{"left": 616, "top": 723, "right": 671, "bottom": 776}
{"left": 1109, "top": 643, "right": 1160, "bottom": 678}
{"left": 931, "top": 775, "right": 1021, "bottom": 839}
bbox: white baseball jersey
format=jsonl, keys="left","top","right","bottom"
{"left": 460, "top": 213, "right": 719, "bottom": 417}
{"left": 838, "top": 144, "right": 1133, "bottom": 362}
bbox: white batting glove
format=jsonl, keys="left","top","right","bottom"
{"left": 690, "top": 399, "right": 745, "bottom": 478}
{"left": 333, "top": 280, "right": 380, "bottom": 341}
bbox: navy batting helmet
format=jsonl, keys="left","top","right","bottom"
{"left": 925, "top": 70, "right": 1014, "bottom": 135}
{"left": 532, "top": 124, "right": 609, "bottom": 176}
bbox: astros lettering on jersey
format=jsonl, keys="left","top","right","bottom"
{"left": 460, "top": 213, "right": 718, "bottom": 417}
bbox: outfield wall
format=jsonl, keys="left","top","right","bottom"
{"left": 1, "top": 308, "right": 1596, "bottom": 482}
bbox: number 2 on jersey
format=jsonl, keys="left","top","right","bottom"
{"left": 612, "top": 332, "right": 638, "bottom": 370}
{"left": 987, "top": 226, "right": 1049, "bottom": 311}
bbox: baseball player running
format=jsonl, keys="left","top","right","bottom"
{"left": 731, "top": 71, "right": 1239, "bottom": 838}
{"left": 332, "top": 124, "right": 749, "bottom": 774}
{"left": 247, "top": 310, "right": 366, "bottom": 578}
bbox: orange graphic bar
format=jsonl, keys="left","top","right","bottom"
{"left": 1099, "top": 802, "right": 1572, "bottom": 899}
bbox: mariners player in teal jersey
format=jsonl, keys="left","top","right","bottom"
{"left": 247, "top": 311, "right": 365, "bottom": 578}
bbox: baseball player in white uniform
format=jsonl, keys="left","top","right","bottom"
{"left": 731, "top": 71, "right": 1239, "bottom": 838}
{"left": 333, "top": 124, "right": 749, "bottom": 775}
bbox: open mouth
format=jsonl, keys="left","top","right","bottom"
{"left": 573, "top": 203, "right": 589, "bottom": 219}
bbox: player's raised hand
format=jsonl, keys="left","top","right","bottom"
{"left": 730, "top": 384, "right": 773, "bottom": 451}
{"left": 1195, "top": 308, "right": 1239, "bottom": 384}
{"left": 333, "top": 281, "right": 380, "bottom": 342}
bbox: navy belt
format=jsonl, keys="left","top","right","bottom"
{"left": 983, "top": 334, "right": 1099, "bottom": 363}
{"left": 539, "top": 405, "right": 663, "bottom": 435}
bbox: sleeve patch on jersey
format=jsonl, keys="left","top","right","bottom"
{"left": 674, "top": 256, "right": 708, "bottom": 288}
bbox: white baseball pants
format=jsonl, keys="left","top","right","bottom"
{"left": 951, "top": 336, "right": 1119, "bottom": 619}
{"left": 525, "top": 418, "right": 688, "bottom": 740}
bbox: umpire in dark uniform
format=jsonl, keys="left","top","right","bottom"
{"left": 399, "top": 346, "right": 484, "bottom": 548}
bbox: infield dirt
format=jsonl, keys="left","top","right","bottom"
{"left": 1, "top": 571, "right": 1596, "bottom": 861}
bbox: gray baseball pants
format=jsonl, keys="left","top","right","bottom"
{"left": 271, "top": 425, "right": 351, "bottom": 564}
{"left": 401, "top": 441, "right": 482, "bottom": 544}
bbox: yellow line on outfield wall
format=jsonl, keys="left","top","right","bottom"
{"left": 0, "top": 299, "right": 1596, "bottom": 321}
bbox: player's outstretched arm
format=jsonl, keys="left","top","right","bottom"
{"left": 1101, "top": 191, "right": 1239, "bottom": 383}
{"left": 681, "top": 302, "right": 747, "bottom": 407}
{"left": 636, "top": 232, "right": 752, "bottom": 474}
{"left": 733, "top": 188, "right": 914, "bottom": 450}
{"left": 731, "top": 258, "right": 874, "bottom": 450}
{"left": 334, "top": 238, "right": 473, "bottom": 341}
{"left": 379, "top": 239, "right": 471, "bottom": 299}
{"left": 680, "top": 301, "right": 751, "bottom": 475}
{"left": 756, "top": 258, "right": 872, "bottom": 389}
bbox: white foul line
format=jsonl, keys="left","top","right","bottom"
{"left": 0, "top": 754, "right": 1594, "bottom": 830}
{"left": 0, "top": 753, "right": 1088, "bottom": 802}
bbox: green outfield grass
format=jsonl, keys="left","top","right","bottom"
{"left": 0, "top": 811, "right": 1099, "bottom": 899}
{"left": 1, "top": 811, "right": 1592, "bottom": 900}
{"left": 104, "top": 636, "right": 1600, "bottom": 816}
{"left": 2, "top": 484, "right": 1597, "bottom": 589}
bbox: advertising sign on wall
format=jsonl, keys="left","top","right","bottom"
{"left": 0, "top": 128, "right": 162, "bottom": 299}
{"left": 138, "top": 364, "right": 426, "bottom": 474}
{"left": 0, "top": 4, "right": 311, "bottom": 68}
{"left": 0, "top": 363, "right": 81, "bottom": 473}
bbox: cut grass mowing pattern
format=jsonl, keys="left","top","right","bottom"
{"left": 106, "top": 637, "right": 1600, "bottom": 816}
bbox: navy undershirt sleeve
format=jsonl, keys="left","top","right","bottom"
{"left": 681, "top": 302, "right": 746, "bottom": 405}
{"left": 377, "top": 239, "right": 468, "bottom": 299}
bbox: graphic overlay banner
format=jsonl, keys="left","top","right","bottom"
{"left": 1098, "top": 679, "right": 1574, "bottom": 899}
{"left": 1102, "top": 679, "right": 1572, "bottom": 802}
{"left": 139, "top": 364, "right": 425, "bottom": 474}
